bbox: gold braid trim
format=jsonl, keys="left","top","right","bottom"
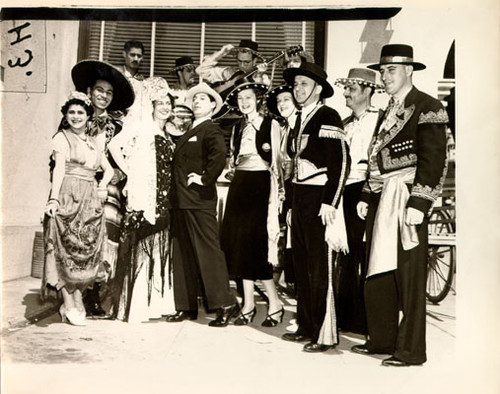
{"left": 418, "top": 108, "right": 449, "bottom": 125}
{"left": 381, "top": 148, "right": 417, "bottom": 170}
{"left": 319, "top": 125, "right": 345, "bottom": 140}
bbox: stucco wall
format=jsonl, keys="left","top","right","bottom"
{"left": 1, "top": 20, "right": 79, "bottom": 281}
{"left": 325, "top": 6, "right": 456, "bottom": 119}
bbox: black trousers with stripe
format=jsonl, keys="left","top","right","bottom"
{"left": 291, "top": 184, "right": 330, "bottom": 343}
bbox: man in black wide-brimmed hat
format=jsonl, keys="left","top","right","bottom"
{"left": 280, "top": 62, "right": 350, "bottom": 353}
{"left": 71, "top": 59, "right": 135, "bottom": 317}
{"left": 351, "top": 44, "right": 448, "bottom": 366}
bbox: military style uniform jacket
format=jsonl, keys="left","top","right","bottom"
{"left": 360, "top": 86, "right": 448, "bottom": 215}
{"left": 287, "top": 104, "right": 350, "bottom": 209}
{"left": 171, "top": 119, "right": 227, "bottom": 210}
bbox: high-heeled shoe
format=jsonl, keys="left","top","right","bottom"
{"left": 59, "top": 304, "right": 68, "bottom": 323}
{"left": 262, "top": 306, "right": 284, "bottom": 327}
{"left": 233, "top": 307, "right": 256, "bottom": 326}
{"left": 60, "top": 305, "right": 86, "bottom": 326}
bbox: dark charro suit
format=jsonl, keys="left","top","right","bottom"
{"left": 286, "top": 104, "right": 350, "bottom": 344}
{"left": 361, "top": 86, "right": 448, "bottom": 364}
{"left": 171, "top": 119, "right": 236, "bottom": 311}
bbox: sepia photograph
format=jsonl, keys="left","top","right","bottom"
{"left": 1, "top": 1, "right": 498, "bottom": 393}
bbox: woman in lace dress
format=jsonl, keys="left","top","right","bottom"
{"left": 42, "top": 91, "right": 114, "bottom": 326}
{"left": 108, "top": 77, "right": 177, "bottom": 323}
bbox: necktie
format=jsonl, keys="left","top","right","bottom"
{"left": 377, "top": 97, "right": 398, "bottom": 142}
{"left": 290, "top": 110, "right": 302, "bottom": 153}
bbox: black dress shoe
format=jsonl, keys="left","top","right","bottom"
{"left": 303, "top": 342, "right": 334, "bottom": 353}
{"left": 165, "top": 311, "right": 198, "bottom": 322}
{"left": 83, "top": 283, "right": 106, "bottom": 317}
{"left": 281, "top": 332, "right": 311, "bottom": 343}
{"left": 208, "top": 304, "right": 240, "bottom": 327}
{"left": 381, "top": 356, "right": 422, "bottom": 367}
{"left": 351, "top": 344, "right": 374, "bottom": 355}
{"left": 86, "top": 302, "right": 107, "bottom": 317}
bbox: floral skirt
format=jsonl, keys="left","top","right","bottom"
{"left": 42, "top": 170, "right": 107, "bottom": 298}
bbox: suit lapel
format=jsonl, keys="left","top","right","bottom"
{"left": 371, "top": 87, "right": 418, "bottom": 155}
{"left": 175, "top": 119, "right": 209, "bottom": 154}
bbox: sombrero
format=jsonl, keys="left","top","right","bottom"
{"left": 265, "top": 84, "right": 295, "bottom": 118}
{"left": 71, "top": 60, "right": 135, "bottom": 111}
{"left": 335, "top": 68, "right": 384, "bottom": 91}
{"left": 225, "top": 76, "right": 268, "bottom": 109}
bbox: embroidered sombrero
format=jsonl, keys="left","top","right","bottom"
{"left": 225, "top": 76, "right": 268, "bottom": 109}
{"left": 265, "top": 84, "right": 296, "bottom": 118}
{"left": 335, "top": 68, "right": 384, "bottom": 91}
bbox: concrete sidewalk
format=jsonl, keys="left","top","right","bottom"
{"left": 1, "top": 276, "right": 59, "bottom": 333}
{"left": 2, "top": 275, "right": 456, "bottom": 338}
{"left": 0, "top": 275, "right": 463, "bottom": 394}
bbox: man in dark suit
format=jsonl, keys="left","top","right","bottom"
{"left": 352, "top": 44, "right": 448, "bottom": 366}
{"left": 167, "top": 83, "right": 239, "bottom": 327}
{"left": 281, "top": 62, "right": 350, "bottom": 352}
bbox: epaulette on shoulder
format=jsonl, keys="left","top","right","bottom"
{"left": 418, "top": 108, "right": 449, "bottom": 125}
{"left": 319, "top": 125, "right": 345, "bottom": 139}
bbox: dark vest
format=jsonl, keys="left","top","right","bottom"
{"left": 232, "top": 116, "right": 273, "bottom": 165}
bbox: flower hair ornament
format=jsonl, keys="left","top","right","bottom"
{"left": 67, "top": 90, "right": 92, "bottom": 107}
{"left": 143, "top": 76, "right": 172, "bottom": 103}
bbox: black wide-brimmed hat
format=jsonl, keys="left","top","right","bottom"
{"left": 71, "top": 60, "right": 135, "bottom": 111}
{"left": 265, "top": 84, "right": 295, "bottom": 117}
{"left": 283, "top": 62, "right": 334, "bottom": 98}
{"left": 174, "top": 56, "right": 196, "bottom": 71}
{"left": 230, "top": 39, "right": 264, "bottom": 60}
{"left": 225, "top": 76, "right": 268, "bottom": 109}
{"left": 368, "top": 44, "right": 426, "bottom": 71}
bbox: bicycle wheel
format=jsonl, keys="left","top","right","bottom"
{"left": 426, "top": 245, "right": 455, "bottom": 304}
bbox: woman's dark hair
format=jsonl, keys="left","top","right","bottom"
{"left": 60, "top": 98, "right": 94, "bottom": 118}
{"left": 152, "top": 93, "right": 175, "bottom": 108}
{"left": 237, "top": 87, "right": 265, "bottom": 109}
{"left": 152, "top": 94, "right": 175, "bottom": 122}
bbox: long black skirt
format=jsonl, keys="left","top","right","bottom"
{"left": 221, "top": 170, "right": 273, "bottom": 280}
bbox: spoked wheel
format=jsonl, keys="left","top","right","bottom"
{"left": 426, "top": 208, "right": 456, "bottom": 304}
{"left": 427, "top": 245, "right": 455, "bottom": 304}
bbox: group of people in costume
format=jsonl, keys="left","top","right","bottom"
{"left": 42, "top": 38, "right": 449, "bottom": 367}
